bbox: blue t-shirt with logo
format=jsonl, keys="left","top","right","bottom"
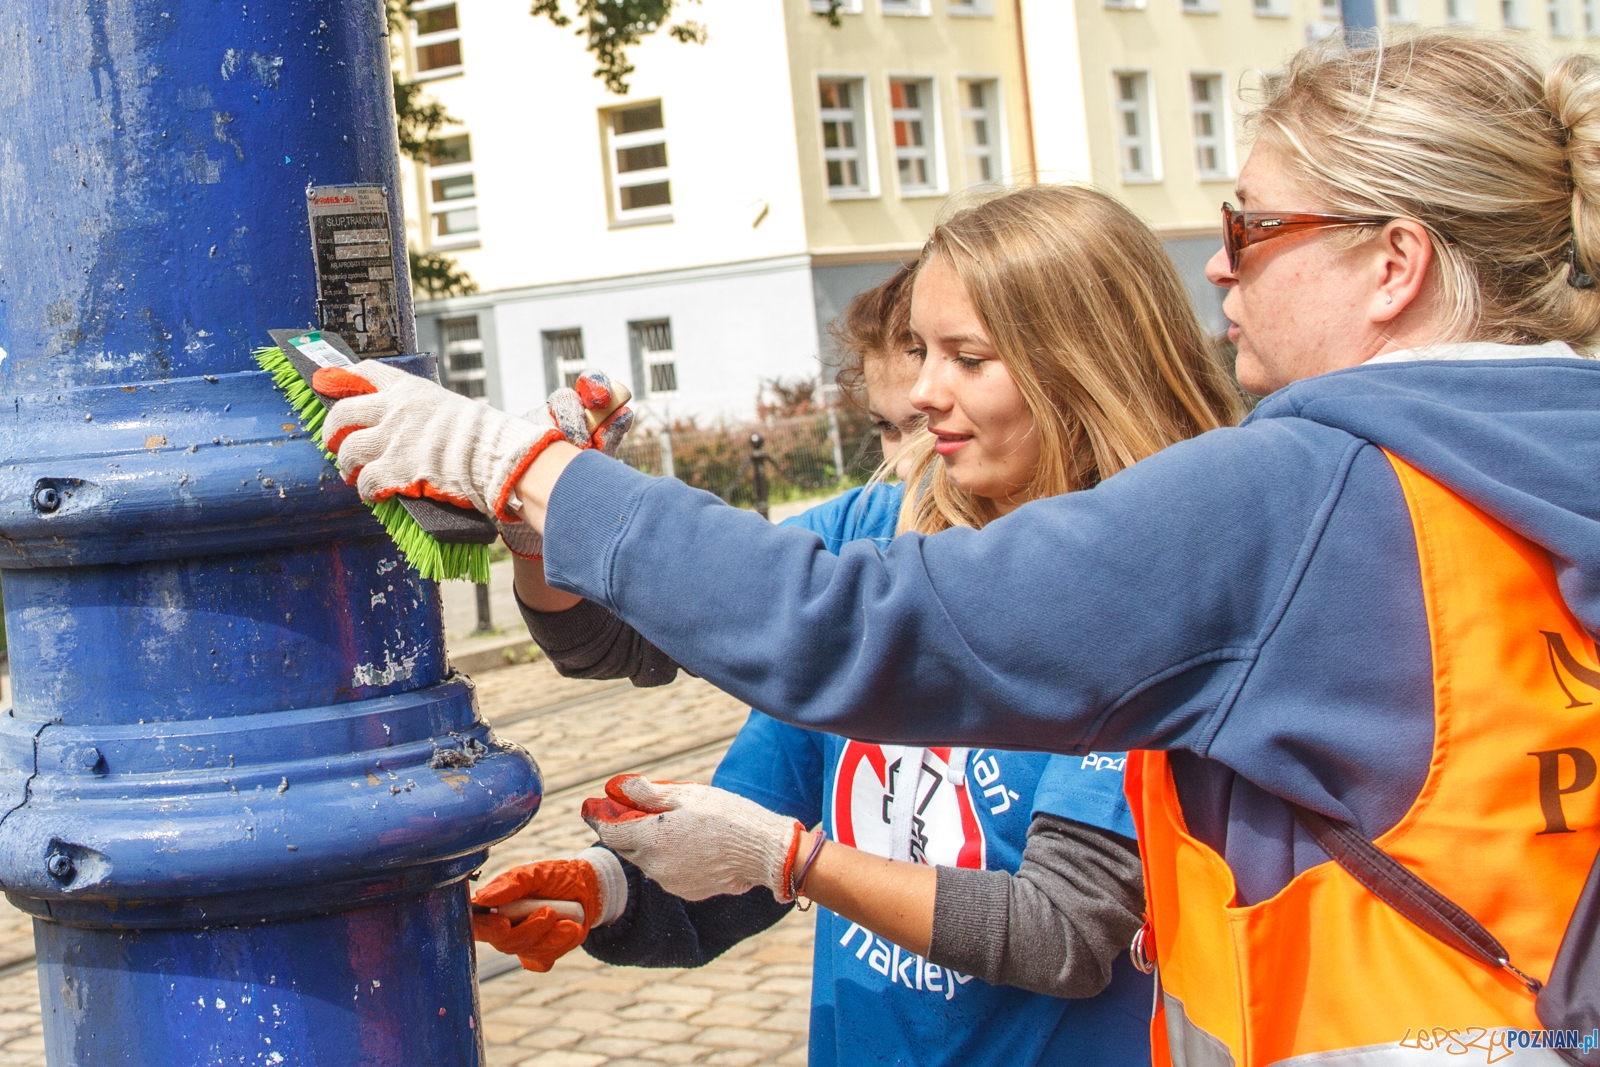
{"left": 712, "top": 484, "right": 1152, "bottom": 1067}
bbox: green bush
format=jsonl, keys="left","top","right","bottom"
{"left": 617, "top": 406, "right": 882, "bottom": 508}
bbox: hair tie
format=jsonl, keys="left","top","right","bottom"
{"left": 1569, "top": 239, "right": 1596, "bottom": 290}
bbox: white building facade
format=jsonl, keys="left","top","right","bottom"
{"left": 397, "top": 0, "right": 1033, "bottom": 422}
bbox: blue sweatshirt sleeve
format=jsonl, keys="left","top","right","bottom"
{"left": 543, "top": 420, "right": 1367, "bottom": 761}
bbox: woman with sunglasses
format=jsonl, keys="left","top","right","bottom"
{"left": 320, "top": 31, "right": 1600, "bottom": 1063}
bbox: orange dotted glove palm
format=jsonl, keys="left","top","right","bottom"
{"left": 470, "top": 849, "right": 626, "bottom": 972}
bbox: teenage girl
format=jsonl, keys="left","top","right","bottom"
{"left": 472, "top": 186, "right": 1240, "bottom": 1067}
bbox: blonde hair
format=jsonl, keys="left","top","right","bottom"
{"left": 899, "top": 185, "right": 1242, "bottom": 535}
{"left": 1250, "top": 30, "right": 1600, "bottom": 347}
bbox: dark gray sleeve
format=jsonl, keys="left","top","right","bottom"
{"left": 514, "top": 589, "right": 684, "bottom": 688}
{"left": 926, "top": 813, "right": 1144, "bottom": 999}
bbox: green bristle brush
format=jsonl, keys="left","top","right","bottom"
{"left": 254, "top": 328, "right": 496, "bottom": 584}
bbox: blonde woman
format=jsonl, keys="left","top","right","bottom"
{"left": 469, "top": 186, "right": 1237, "bottom": 1067}
{"left": 323, "top": 31, "right": 1600, "bottom": 1058}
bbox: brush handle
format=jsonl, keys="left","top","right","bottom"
{"left": 472, "top": 899, "right": 586, "bottom": 923}
{"left": 396, "top": 495, "right": 499, "bottom": 545}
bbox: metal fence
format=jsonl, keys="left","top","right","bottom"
{"left": 616, "top": 407, "right": 884, "bottom": 512}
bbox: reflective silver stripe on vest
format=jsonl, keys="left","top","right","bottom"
{"left": 1165, "top": 991, "right": 1237, "bottom": 1067}
{"left": 1166, "top": 991, "right": 1570, "bottom": 1067}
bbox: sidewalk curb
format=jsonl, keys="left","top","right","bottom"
{"left": 448, "top": 636, "right": 541, "bottom": 675}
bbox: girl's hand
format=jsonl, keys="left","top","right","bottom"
{"left": 470, "top": 848, "right": 627, "bottom": 972}
{"left": 581, "top": 775, "right": 806, "bottom": 903}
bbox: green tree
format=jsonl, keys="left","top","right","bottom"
{"left": 530, "top": 0, "right": 707, "bottom": 95}
{"left": 410, "top": 249, "right": 480, "bottom": 299}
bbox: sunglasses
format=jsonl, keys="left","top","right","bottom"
{"left": 1221, "top": 202, "right": 1394, "bottom": 272}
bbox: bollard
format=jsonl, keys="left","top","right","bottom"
{"left": 749, "top": 434, "right": 771, "bottom": 521}
{"left": 474, "top": 583, "right": 494, "bottom": 635}
{"left": 0, "top": 2, "right": 540, "bottom": 1063}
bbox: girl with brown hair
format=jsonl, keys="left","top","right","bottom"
{"left": 459, "top": 185, "right": 1237, "bottom": 1067}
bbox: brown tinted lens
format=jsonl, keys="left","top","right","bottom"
{"left": 1222, "top": 204, "right": 1240, "bottom": 269}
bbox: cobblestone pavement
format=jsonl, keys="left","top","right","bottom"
{"left": 0, "top": 657, "right": 812, "bottom": 1066}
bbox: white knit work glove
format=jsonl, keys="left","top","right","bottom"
{"left": 497, "top": 371, "right": 636, "bottom": 559}
{"left": 317, "top": 361, "right": 565, "bottom": 522}
{"left": 581, "top": 774, "right": 805, "bottom": 903}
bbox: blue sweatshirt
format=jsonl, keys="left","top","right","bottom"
{"left": 718, "top": 483, "right": 1151, "bottom": 1067}
{"left": 545, "top": 346, "right": 1600, "bottom": 903}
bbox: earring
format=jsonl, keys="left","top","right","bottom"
{"left": 1384, "top": 294, "right": 1394, "bottom": 305}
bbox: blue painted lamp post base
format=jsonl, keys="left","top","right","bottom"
{"left": 0, "top": 1, "right": 543, "bottom": 1062}
{"left": 35, "top": 883, "right": 482, "bottom": 1065}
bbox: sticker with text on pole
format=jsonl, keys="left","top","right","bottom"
{"left": 283, "top": 330, "right": 356, "bottom": 368}
{"left": 306, "top": 184, "right": 400, "bottom": 358}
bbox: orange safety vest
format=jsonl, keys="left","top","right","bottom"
{"left": 1126, "top": 453, "right": 1600, "bottom": 1067}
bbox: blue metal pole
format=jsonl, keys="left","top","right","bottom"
{"left": 0, "top": 2, "right": 541, "bottom": 1063}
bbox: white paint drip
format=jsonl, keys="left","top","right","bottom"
{"left": 0, "top": 345, "right": 7, "bottom": 368}
{"left": 370, "top": 592, "right": 386, "bottom": 608}
{"left": 351, "top": 650, "right": 416, "bottom": 688}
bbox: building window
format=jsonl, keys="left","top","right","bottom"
{"left": 1190, "top": 75, "right": 1227, "bottom": 181}
{"left": 946, "top": 0, "right": 994, "bottom": 14}
{"left": 810, "top": 0, "right": 863, "bottom": 11}
{"left": 412, "top": 2, "right": 463, "bottom": 77}
{"left": 958, "top": 79, "right": 1003, "bottom": 185}
{"left": 1384, "top": 0, "right": 1419, "bottom": 20}
{"left": 890, "top": 78, "right": 938, "bottom": 195}
{"left": 1585, "top": 0, "right": 1597, "bottom": 33}
{"left": 1321, "top": 0, "right": 1343, "bottom": 16}
{"left": 1550, "top": 0, "right": 1573, "bottom": 32}
{"left": 1114, "top": 72, "right": 1156, "bottom": 182}
{"left": 542, "top": 329, "right": 586, "bottom": 392}
{"left": 425, "top": 134, "right": 478, "bottom": 247}
{"left": 439, "top": 316, "right": 486, "bottom": 398}
{"left": 881, "top": 0, "right": 930, "bottom": 14}
{"left": 1502, "top": 0, "right": 1529, "bottom": 25}
{"left": 604, "top": 101, "right": 672, "bottom": 225}
{"left": 1184, "top": 0, "right": 1220, "bottom": 15}
{"left": 1253, "top": 0, "right": 1290, "bottom": 16}
{"left": 629, "top": 319, "right": 678, "bottom": 398}
{"left": 1446, "top": 0, "right": 1475, "bottom": 22}
{"left": 820, "top": 79, "right": 871, "bottom": 196}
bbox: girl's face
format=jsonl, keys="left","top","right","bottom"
{"left": 862, "top": 349, "right": 923, "bottom": 481}
{"left": 908, "top": 256, "right": 1039, "bottom": 513}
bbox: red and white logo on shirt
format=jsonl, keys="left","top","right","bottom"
{"left": 831, "top": 743, "right": 986, "bottom": 869}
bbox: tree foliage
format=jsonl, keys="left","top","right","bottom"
{"left": 531, "top": 0, "right": 706, "bottom": 95}
{"left": 410, "top": 250, "right": 480, "bottom": 299}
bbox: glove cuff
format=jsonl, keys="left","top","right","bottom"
{"left": 578, "top": 846, "right": 628, "bottom": 927}
{"left": 492, "top": 427, "right": 566, "bottom": 522}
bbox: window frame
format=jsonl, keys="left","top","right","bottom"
{"left": 541, "top": 329, "right": 587, "bottom": 394}
{"left": 1112, "top": 69, "right": 1161, "bottom": 185}
{"left": 439, "top": 315, "right": 487, "bottom": 399}
{"left": 1382, "top": 0, "right": 1420, "bottom": 22}
{"left": 628, "top": 318, "right": 679, "bottom": 399}
{"left": 1251, "top": 0, "right": 1291, "bottom": 18}
{"left": 411, "top": 0, "right": 465, "bottom": 81}
{"left": 817, "top": 74, "right": 878, "bottom": 200}
{"left": 1445, "top": 0, "right": 1477, "bottom": 23}
{"left": 1182, "top": 0, "right": 1221, "bottom": 16}
{"left": 424, "top": 134, "right": 480, "bottom": 250}
{"left": 880, "top": 0, "right": 931, "bottom": 16}
{"left": 1584, "top": 0, "right": 1598, "bottom": 35}
{"left": 946, "top": 0, "right": 996, "bottom": 15}
{"left": 1188, "top": 71, "right": 1232, "bottom": 183}
{"left": 887, "top": 74, "right": 944, "bottom": 198}
{"left": 602, "top": 100, "right": 673, "bottom": 228}
{"left": 955, "top": 75, "right": 1008, "bottom": 188}
{"left": 1501, "top": 0, "right": 1530, "bottom": 27}
{"left": 1549, "top": 0, "right": 1575, "bottom": 34}
{"left": 809, "top": 0, "right": 864, "bottom": 12}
